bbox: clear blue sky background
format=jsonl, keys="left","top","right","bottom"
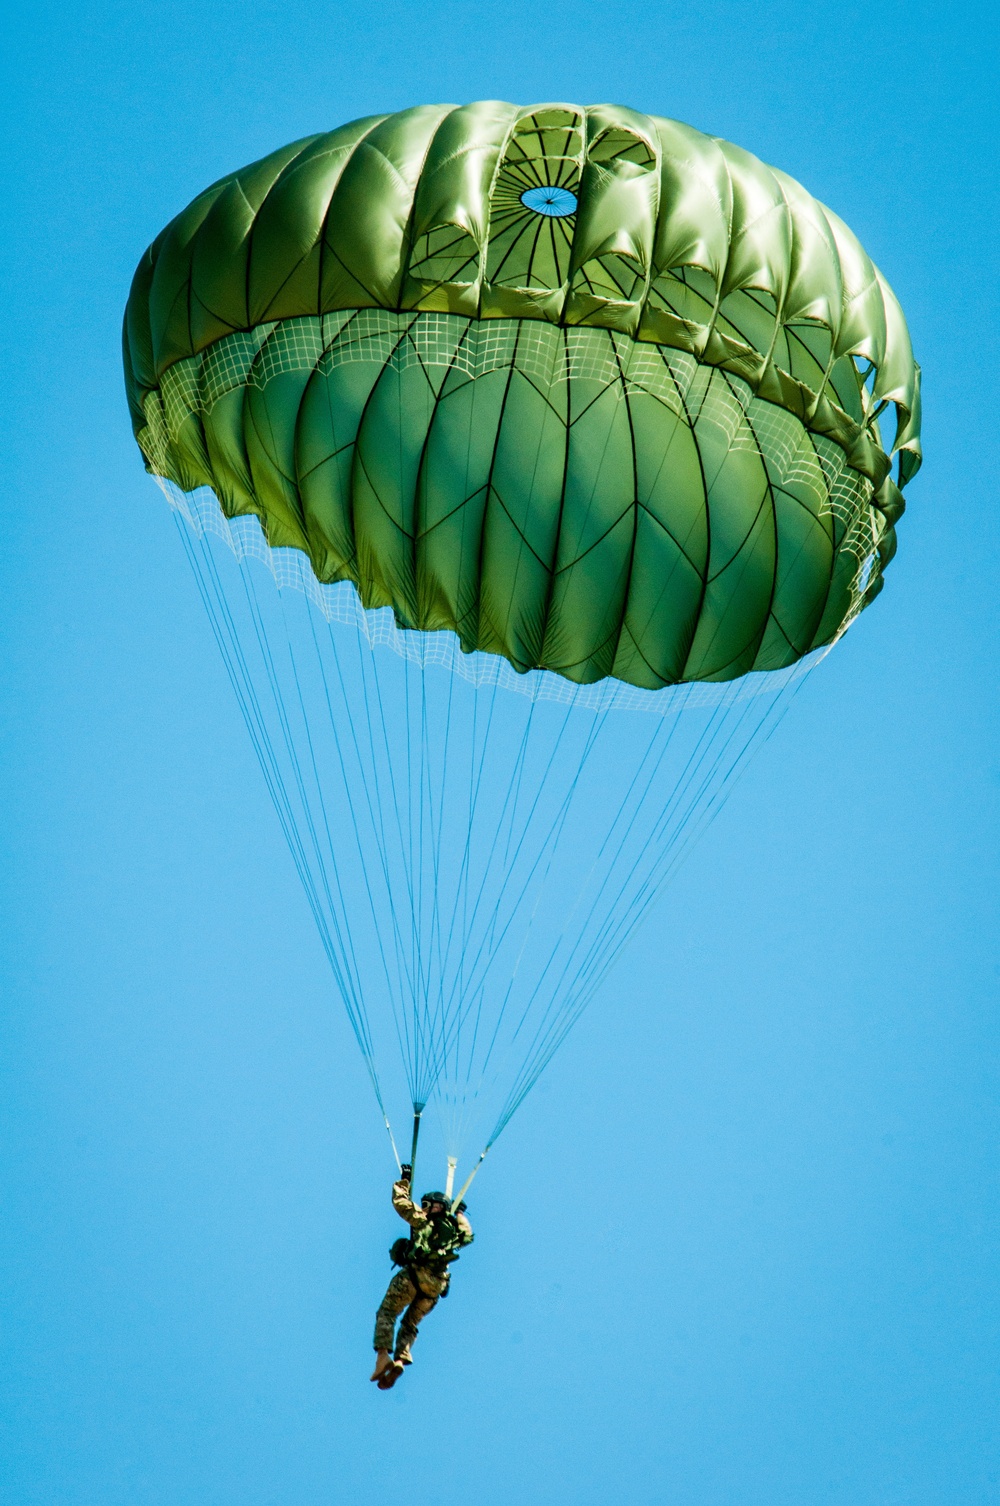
{"left": 2, "top": 2, "right": 998, "bottom": 1502}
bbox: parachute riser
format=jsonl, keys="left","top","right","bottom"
{"left": 408, "top": 1105, "right": 425, "bottom": 1190}
{"left": 384, "top": 1114, "right": 403, "bottom": 1173}
{"left": 450, "top": 1145, "right": 490, "bottom": 1213}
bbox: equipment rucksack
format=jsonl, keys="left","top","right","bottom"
{"left": 389, "top": 1236, "right": 413, "bottom": 1267}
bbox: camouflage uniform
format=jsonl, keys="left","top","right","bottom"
{"left": 373, "top": 1180, "right": 473, "bottom": 1362}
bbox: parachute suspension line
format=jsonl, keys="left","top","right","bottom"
{"left": 477, "top": 694, "right": 545, "bottom": 979}
{"left": 426, "top": 669, "right": 506, "bottom": 1143}
{"left": 429, "top": 675, "right": 469, "bottom": 1152}
{"left": 453, "top": 696, "right": 542, "bottom": 1113}
{"left": 304, "top": 606, "right": 416, "bottom": 1079}
{"left": 414, "top": 644, "right": 446, "bottom": 1110}
{"left": 484, "top": 716, "right": 608, "bottom": 1060}
{"left": 367, "top": 624, "right": 438, "bottom": 1109}
{"left": 421, "top": 653, "right": 516, "bottom": 1134}
{"left": 434, "top": 712, "right": 575, "bottom": 1138}
{"left": 453, "top": 679, "right": 483, "bottom": 1100}
{"left": 274, "top": 587, "right": 389, "bottom": 1057}
{"left": 404, "top": 645, "right": 439, "bottom": 1108}
{"left": 367, "top": 631, "right": 426, "bottom": 1111}
{"left": 485, "top": 696, "right": 678, "bottom": 1085}
{"left": 352, "top": 620, "right": 423, "bottom": 1098}
{"left": 431, "top": 672, "right": 487, "bottom": 1139}
{"left": 434, "top": 644, "right": 481, "bottom": 1120}
{"left": 401, "top": 644, "right": 606, "bottom": 1155}
{"left": 436, "top": 692, "right": 536, "bottom": 1036}
{"left": 501, "top": 699, "right": 629, "bottom": 1124}
{"left": 579, "top": 675, "right": 790, "bottom": 986}
{"left": 542, "top": 689, "right": 759, "bottom": 1073}
{"left": 440, "top": 673, "right": 503, "bottom": 1020}
{"left": 404, "top": 656, "right": 421, "bottom": 1094}
{"left": 487, "top": 667, "right": 814, "bottom": 1142}
{"left": 539, "top": 693, "right": 762, "bottom": 1038}
{"left": 497, "top": 695, "right": 543, "bottom": 876}
{"left": 469, "top": 692, "right": 613, "bottom": 1079}
{"left": 409, "top": 654, "right": 425, "bottom": 1095}
{"left": 433, "top": 692, "right": 544, "bottom": 1154}
{"left": 443, "top": 699, "right": 581, "bottom": 1028}
{"left": 432, "top": 677, "right": 481, "bottom": 1152}
{"left": 413, "top": 652, "right": 429, "bottom": 1095}
{"left": 170, "top": 513, "right": 389, "bottom": 1115}
{"left": 416, "top": 647, "right": 447, "bottom": 1108}
{"left": 445, "top": 1156, "right": 457, "bottom": 1201}
{"left": 556, "top": 689, "right": 798, "bottom": 1044}
{"left": 450, "top": 1144, "right": 490, "bottom": 1212}
{"left": 238, "top": 564, "right": 382, "bottom": 1073}
{"left": 487, "top": 670, "right": 807, "bottom": 1144}
{"left": 424, "top": 639, "right": 456, "bottom": 1091}
{"left": 289, "top": 593, "right": 419, "bottom": 1084}
{"left": 436, "top": 692, "right": 615, "bottom": 1155}
{"left": 651, "top": 649, "right": 824, "bottom": 894}
{"left": 563, "top": 686, "right": 748, "bottom": 983}
{"left": 468, "top": 688, "right": 627, "bottom": 1122}
{"left": 180, "top": 521, "right": 350, "bottom": 1009}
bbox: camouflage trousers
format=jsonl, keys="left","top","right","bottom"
{"left": 373, "top": 1269, "right": 442, "bottom": 1360}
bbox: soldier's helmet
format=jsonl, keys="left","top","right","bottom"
{"left": 421, "top": 1191, "right": 450, "bottom": 1209}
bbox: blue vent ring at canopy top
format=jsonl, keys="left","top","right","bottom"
{"left": 519, "top": 184, "right": 578, "bottom": 217}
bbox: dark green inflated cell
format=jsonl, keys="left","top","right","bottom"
{"left": 124, "top": 102, "right": 920, "bottom": 688}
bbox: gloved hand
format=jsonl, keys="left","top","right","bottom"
{"left": 399, "top": 1163, "right": 412, "bottom": 1183}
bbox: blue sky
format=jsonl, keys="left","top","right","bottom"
{"left": 2, "top": 2, "right": 998, "bottom": 1503}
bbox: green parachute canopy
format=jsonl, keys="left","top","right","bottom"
{"left": 124, "top": 102, "right": 920, "bottom": 689}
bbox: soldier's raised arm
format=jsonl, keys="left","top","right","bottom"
{"left": 391, "top": 1164, "right": 426, "bottom": 1227}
